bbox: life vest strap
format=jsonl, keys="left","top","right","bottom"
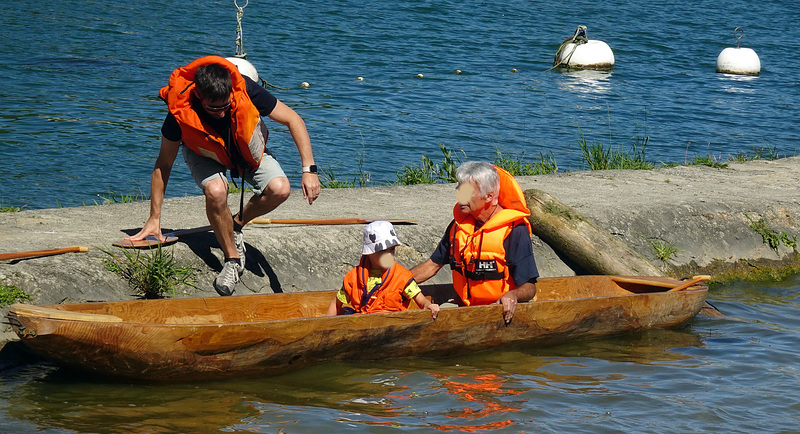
{"left": 465, "top": 270, "right": 505, "bottom": 281}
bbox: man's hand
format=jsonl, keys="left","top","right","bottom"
{"left": 496, "top": 282, "right": 537, "bottom": 325}
{"left": 301, "top": 172, "right": 321, "bottom": 205}
{"left": 126, "top": 218, "right": 163, "bottom": 242}
{"left": 497, "top": 292, "right": 518, "bottom": 325}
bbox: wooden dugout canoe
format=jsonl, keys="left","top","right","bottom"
{"left": 6, "top": 275, "right": 707, "bottom": 382}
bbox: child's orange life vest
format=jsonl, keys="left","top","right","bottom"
{"left": 341, "top": 257, "right": 416, "bottom": 314}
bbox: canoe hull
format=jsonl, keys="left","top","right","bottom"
{"left": 7, "top": 276, "right": 707, "bottom": 382}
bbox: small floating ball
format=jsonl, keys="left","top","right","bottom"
{"left": 511, "top": 68, "right": 518, "bottom": 73}
{"left": 357, "top": 77, "right": 364, "bottom": 81}
{"left": 300, "top": 82, "right": 310, "bottom": 88}
{"left": 416, "top": 73, "right": 424, "bottom": 78}
{"left": 455, "top": 69, "right": 463, "bottom": 75}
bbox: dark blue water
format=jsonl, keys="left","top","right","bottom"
{"left": 1, "top": 0, "right": 798, "bottom": 209}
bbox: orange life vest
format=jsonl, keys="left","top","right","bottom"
{"left": 449, "top": 166, "right": 532, "bottom": 306}
{"left": 159, "top": 56, "right": 267, "bottom": 171}
{"left": 341, "top": 257, "right": 416, "bottom": 314}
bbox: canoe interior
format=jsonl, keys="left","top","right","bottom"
{"left": 29, "top": 275, "right": 702, "bottom": 325}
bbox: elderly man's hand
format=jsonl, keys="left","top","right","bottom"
{"left": 497, "top": 292, "right": 518, "bottom": 325}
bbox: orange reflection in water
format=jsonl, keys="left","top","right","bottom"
{"left": 428, "top": 373, "right": 527, "bottom": 432}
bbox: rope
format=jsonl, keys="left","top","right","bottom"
{"left": 231, "top": 0, "right": 292, "bottom": 90}
{"left": 233, "top": 0, "right": 248, "bottom": 59}
{"left": 546, "top": 25, "right": 589, "bottom": 72}
{"left": 260, "top": 78, "right": 291, "bottom": 90}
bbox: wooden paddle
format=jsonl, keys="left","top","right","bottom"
{"left": 667, "top": 275, "right": 711, "bottom": 292}
{"left": 0, "top": 246, "right": 89, "bottom": 261}
{"left": 113, "top": 218, "right": 418, "bottom": 248}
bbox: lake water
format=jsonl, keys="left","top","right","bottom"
{"left": 0, "top": 275, "right": 799, "bottom": 432}
{"left": 1, "top": 0, "right": 798, "bottom": 209}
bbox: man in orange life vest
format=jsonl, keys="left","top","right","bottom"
{"left": 127, "top": 56, "right": 320, "bottom": 296}
{"left": 410, "top": 161, "right": 538, "bottom": 324}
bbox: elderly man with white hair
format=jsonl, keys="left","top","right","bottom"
{"left": 411, "top": 161, "right": 539, "bottom": 324}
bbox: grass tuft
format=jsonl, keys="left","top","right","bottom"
{"left": 493, "top": 148, "right": 558, "bottom": 175}
{"left": 746, "top": 215, "right": 798, "bottom": 255}
{"left": 579, "top": 129, "right": 654, "bottom": 170}
{"left": 645, "top": 237, "right": 680, "bottom": 262}
{"left": 95, "top": 189, "right": 148, "bottom": 205}
{"left": 101, "top": 245, "right": 199, "bottom": 299}
{"left": 0, "top": 278, "right": 31, "bottom": 306}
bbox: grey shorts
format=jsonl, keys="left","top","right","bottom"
{"left": 182, "top": 146, "right": 286, "bottom": 195}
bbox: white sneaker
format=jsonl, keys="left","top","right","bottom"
{"left": 234, "top": 230, "right": 246, "bottom": 274}
{"left": 214, "top": 260, "right": 241, "bottom": 296}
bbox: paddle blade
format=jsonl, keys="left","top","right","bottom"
{"left": 113, "top": 235, "right": 178, "bottom": 249}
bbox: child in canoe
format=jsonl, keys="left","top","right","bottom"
{"left": 326, "top": 220, "right": 439, "bottom": 319}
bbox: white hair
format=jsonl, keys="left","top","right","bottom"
{"left": 456, "top": 161, "right": 499, "bottom": 197}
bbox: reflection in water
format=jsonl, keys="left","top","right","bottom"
{"left": 4, "top": 367, "right": 260, "bottom": 433}
{"left": 715, "top": 72, "right": 759, "bottom": 96}
{"left": 555, "top": 69, "right": 614, "bottom": 95}
{"left": 2, "top": 327, "right": 704, "bottom": 433}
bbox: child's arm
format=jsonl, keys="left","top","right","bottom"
{"left": 326, "top": 298, "right": 342, "bottom": 316}
{"left": 413, "top": 292, "right": 439, "bottom": 319}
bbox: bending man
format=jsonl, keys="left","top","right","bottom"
{"left": 410, "top": 161, "right": 538, "bottom": 323}
{"left": 128, "top": 56, "right": 320, "bottom": 296}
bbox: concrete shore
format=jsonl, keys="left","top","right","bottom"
{"left": 2, "top": 157, "right": 799, "bottom": 343}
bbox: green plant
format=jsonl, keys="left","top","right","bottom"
{"left": 492, "top": 149, "right": 558, "bottom": 175}
{"left": 645, "top": 237, "right": 680, "bottom": 261}
{"left": 395, "top": 144, "right": 465, "bottom": 185}
{"left": 95, "top": 189, "right": 148, "bottom": 205}
{"left": 102, "top": 245, "right": 199, "bottom": 298}
{"left": 746, "top": 215, "right": 798, "bottom": 255}
{"left": 0, "top": 279, "right": 31, "bottom": 306}
{"left": 436, "top": 143, "right": 463, "bottom": 183}
{"left": 320, "top": 155, "right": 372, "bottom": 188}
{"left": 228, "top": 181, "right": 253, "bottom": 194}
{"left": 688, "top": 155, "right": 728, "bottom": 169}
{"left": 397, "top": 156, "right": 438, "bottom": 185}
{"left": 578, "top": 126, "right": 654, "bottom": 171}
{"left": 0, "top": 205, "right": 22, "bottom": 213}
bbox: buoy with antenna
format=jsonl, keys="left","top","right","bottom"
{"left": 550, "top": 25, "right": 614, "bottom": 71}
{"left": 716, "top": 27, "right": 761, "bottom": 76}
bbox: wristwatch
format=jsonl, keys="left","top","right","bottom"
{"left": 302, "top": 165, "right": 318, "bottom": 174}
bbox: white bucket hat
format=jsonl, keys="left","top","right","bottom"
{"left": 362, "top": 221, "right": 402, "bottom": 254}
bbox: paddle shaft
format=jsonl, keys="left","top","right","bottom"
{"left": 248, "top": 218, "right": 415, "bottom": 225}
{"left": 667, "top": 275, "right": 711, "bottom": 292}
{"left": 612, "top": 275, "right": 710, "bottom": 291}
{"left": 0, "top": 246, "right": 89, "bottom": 261}
{"left": 115, "top": 218, "right": 415, "bottom": 248}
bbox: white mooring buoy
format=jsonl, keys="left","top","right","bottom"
{"left": 552, "top": 25, "right": 615, "bottom": 70}
{"left": 716, "top": 27, "right": 760, "bottom": 76}
{"left": 225, "top": 56, "right": 259, "bottom": 82}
